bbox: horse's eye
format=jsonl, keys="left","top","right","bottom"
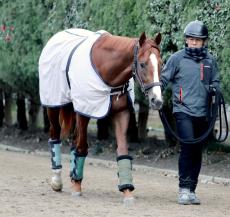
{"left": 140, "top": 63, "right": 146, "bottom": 69}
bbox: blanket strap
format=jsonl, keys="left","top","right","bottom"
{"left": 65, "top": 38, "right": 88, "bottom": 89}
{"left": 110, "top": 82, "right": 130, "bottom": 97}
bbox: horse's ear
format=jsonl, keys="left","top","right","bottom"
{"left": 154, "top": 33, "right": 162, "bottom": 45}
{"left": 139, "top": 32, "right": 146, "bottom": 46}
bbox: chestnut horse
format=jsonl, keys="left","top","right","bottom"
{"left": 39, "top": 28, "right": 162, "bottom": 203}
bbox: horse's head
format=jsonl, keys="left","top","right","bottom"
{"left": 132, "top": 32, "right": 163, "bottom": 110}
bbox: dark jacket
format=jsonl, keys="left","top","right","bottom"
{"left": 160, "top": 48, "right": 219, "bottom": 117}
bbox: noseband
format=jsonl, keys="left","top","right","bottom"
{"left": 132, "top": 43, "right": 161, "bottom": 97}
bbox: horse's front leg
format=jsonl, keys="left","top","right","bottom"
{"left": 47, "top": 107, "right": 63, "bottom": 191}
{"left": 113, "top": 108, "right": 135, "bottom": 203}
{"left": 70, "top": 113, "right": 90, "bottom": 196}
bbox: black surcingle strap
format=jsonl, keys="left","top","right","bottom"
{"left": 65, "top": 38, "right": 88, "bottom": 89}
{"left": 110, "top": 82, "right": 129, "bottom": 94}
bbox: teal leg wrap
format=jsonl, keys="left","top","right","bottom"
{"left": 117, "top": 155, "right": 134, "bottom": 192}
{"left": 49, "top": 139, "right": 62, "bottom": 169}
{"left": 70, "top": 147, "right": 87, "bottom": 181}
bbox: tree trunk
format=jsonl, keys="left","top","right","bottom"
{"left": 138, "top": 103, "right": 149, "bottom": 141}
{"left": 28, "top": 100, "right": 40, "bottom": 130}
{"left": 16, "top": 95, "right": 28, "bottom": 130}
{"left": 4, "top": 92, "right": 13, "bottom": 126}
{"left": 0, "top": 89, "right": 4, "bottom": 127}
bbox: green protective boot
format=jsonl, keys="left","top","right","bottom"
{"left": 49, "top": 139, "right": 62, "bottom": 169}
{"left": 70, "top": 147, "right": 86, "bottom": 181}
{"left": 117, "top": 155, "right": 134, "bottom": 192}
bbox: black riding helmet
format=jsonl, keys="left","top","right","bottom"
{"left": 184, "top": 20, "right": 208, "bottom": 39}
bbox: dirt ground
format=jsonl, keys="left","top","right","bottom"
{"left": 0, "top": 149, "right": 230, "bottom": 217}
{"left": 0, "top": 126, "right": 230, "bottom": 217}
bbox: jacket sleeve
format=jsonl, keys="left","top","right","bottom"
{"left": 160, "top": 55, "right": 178, "bottom": 91}
{"left": 210, "top": 57, "right": 220, "bottom": 90}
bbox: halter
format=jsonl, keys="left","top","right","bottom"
{"left": 132, "top": 43, "right": 161, "bottom": 97}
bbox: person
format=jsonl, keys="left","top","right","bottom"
{"left": 160, "top": 20, "right": 220, "bottom": 205}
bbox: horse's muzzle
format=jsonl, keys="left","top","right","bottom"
{"left": 150, "top": 97, "right": 163, "bottom": 110}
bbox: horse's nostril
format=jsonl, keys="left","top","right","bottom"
{"left": 151, "top": 98, "right": 162, "bottom": 110}
{"left": 151, "top": 98, "right": 156, "bottom": 104}
{"left": 155, "top": 99, "right": 163, "bottom": 109}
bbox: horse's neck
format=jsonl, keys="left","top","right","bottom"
{"left": 92, "top": 35, "right": 136, "bottom": 87}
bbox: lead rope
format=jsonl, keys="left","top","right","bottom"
{"left": 215, "top": 91, "right": 229, "bottom": 142}
{"left": 159, "top": 89, "right": 228, "bottom": 144}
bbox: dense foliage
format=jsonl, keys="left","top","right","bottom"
{"left": 0, "top": 0, "right": 229, "bottom": 110}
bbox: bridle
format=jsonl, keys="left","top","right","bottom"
{"left": 132, "top": 42, "right": 161, "bottom": 97}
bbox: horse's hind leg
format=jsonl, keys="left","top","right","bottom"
{"left": 113, "top": 109, "right": 135, "bottom": 203}
{"left": 59, "top": 103, "right": 76, "bottom": 141}
{"left": 70, "top": 113, "right": 90, "bottom": 196}
{"left": 47, "top": 107, "right": 63, "bottom": 191}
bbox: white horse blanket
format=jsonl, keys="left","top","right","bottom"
{"left": 39, "top": 28, "right": 134, "bottom": 118}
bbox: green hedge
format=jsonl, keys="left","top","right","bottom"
{"left": 0, "top": 0, "right": 229, "bottom": 102}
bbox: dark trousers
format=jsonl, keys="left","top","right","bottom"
{"left": 174, "top": 112, "right": 208, "bottom": 192}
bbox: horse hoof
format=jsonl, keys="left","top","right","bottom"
{"left": 123, "top": 197, "right": 135, "bottom": 206}
{"left": 51, "top": 183, "right": 63, "bottom": 192}
{"left": 71, "top": 191, "right": 82, "bottom": 197}
{"left": 51, "top": 177, "right": 63, "bottom": 191}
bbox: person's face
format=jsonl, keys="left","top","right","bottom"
{"left": 186, "top": 37, "right": 204, "bottom": 48}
